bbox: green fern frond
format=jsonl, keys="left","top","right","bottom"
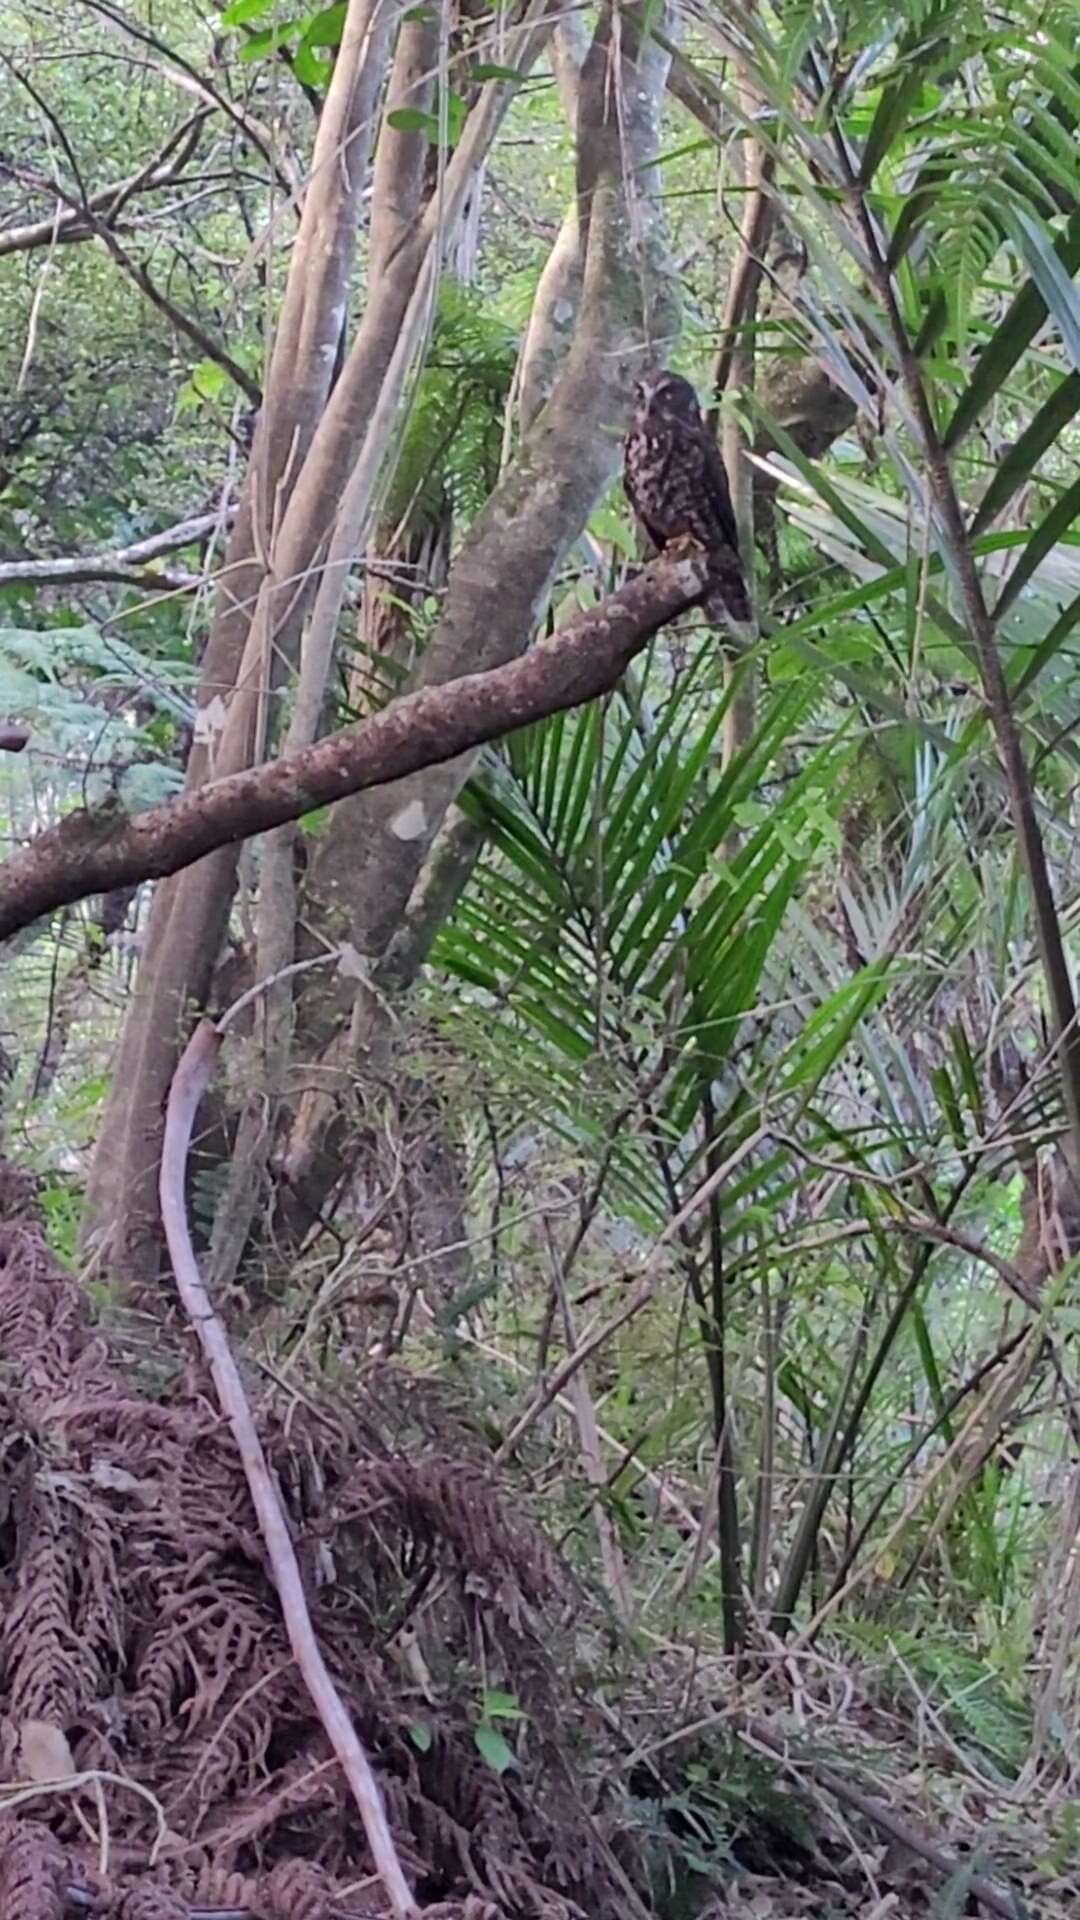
{"left": 380, "top": 282, "right": 517, "bottom": 535}
{"left": 937, "top": 202, "right": 1001, "bottom": 356}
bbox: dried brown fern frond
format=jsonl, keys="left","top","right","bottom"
{"left": 0, "top": 1168, "right": 618, "bottom": 1920}
{"left": 0, "top": 1817, "right": 67, "bottom": 1918}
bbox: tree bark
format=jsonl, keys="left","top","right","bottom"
{"left": 0, "top": 552, "right": 710, "bottom": 937}
{"left": 82, "top": 0, "right": 397, "bottom": 1279}
{"left": 81, "top": 0, "right": 550, "bottom": 1283}
{"left": 206, "top": 4, "right": 446, "bottom": 1290}
{"left": 275, "top": 1, "right": 678, "bottom": 1227}
{"left": 516, "top": 14, "right": 590, "bottom": 432}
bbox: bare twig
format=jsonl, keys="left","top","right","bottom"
{"left": 75, "top": 0, "right": 294, "bottom": 192}
{"left": 0, "top": 109, "right": 208, "bottom": 257}
{"left": 495, "top": 1126, "right": 768, "bottom": 1463}
{"left": 1, "top": 65, "right": 260, "bottom": 405}
{"left": 0, "top": 510, "right": 237, "bottom": 591}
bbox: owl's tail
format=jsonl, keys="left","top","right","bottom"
{"left": 704, "top": 553, "right": 751, "bottom": 627}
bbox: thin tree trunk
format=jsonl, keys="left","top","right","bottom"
{"left": 207, "top": 5, "right": 445, "bottom": 1290}
{"left": 82, "top": 0, "right": 399, "bottom": 1283}
{"left": 714, "top": 21, "right": 768, "bottom": 774}
{"left": 83, "top": 1, "right": 552, "bottom": 1288}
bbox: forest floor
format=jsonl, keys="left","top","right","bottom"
{"left": 0, "top": 1161, "right": 1071, "bottom": 1920}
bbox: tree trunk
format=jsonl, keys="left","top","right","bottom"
{"left": 82, "top": 0, "right": 551, "bottom": 1289}
{"left": 275, "top": 2, "right": 677, "bottom": 1236}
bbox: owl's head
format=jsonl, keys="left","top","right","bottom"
{"left": 633, "top": 369, "right": 702, "bottom": 425}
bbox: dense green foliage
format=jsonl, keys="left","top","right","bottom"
{"left": 2, "top": 0, "right": 1080, "bottom": 1908}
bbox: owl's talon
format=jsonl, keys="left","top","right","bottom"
{"left": 665, "top": 534, "right": 707, "bottom": 561}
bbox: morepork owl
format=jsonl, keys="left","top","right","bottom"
{"left": 623, "top": 370, "right": 750, "bottom": 627}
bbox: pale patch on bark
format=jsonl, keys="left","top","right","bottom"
{"left": 389, "top": 799, "right": 428, "bottom": 842}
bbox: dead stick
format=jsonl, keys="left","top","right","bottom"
{"left": 742, "top": 1716, "right": 1023, "bottom": 1918}
{"left": 160, "top": 1014, "right": 418, "bottom": 1920}
{"left": 65, "top": 1892, "right": 376, "bottom": 1919}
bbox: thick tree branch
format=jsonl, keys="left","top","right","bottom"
{"left": 0, "top": 550, "right": 707, "bottom": 940}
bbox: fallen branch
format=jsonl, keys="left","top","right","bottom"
{"left": 160, "top": 1008, "right": 418, "bottom": 1920}
{"left": 0, "top": 547, "right": 709, "bottom": 939}
{"left": 741, "top": 1715, "right": 1024, "bottom": 1919}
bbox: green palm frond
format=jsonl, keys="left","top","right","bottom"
{"left": 433, "top": 660, "right": 857, "bottom": 1199}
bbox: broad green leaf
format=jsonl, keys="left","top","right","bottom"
{"left": 445, "top": 92, "right": 468, "bottom": 143}
{"left": 482, "top": 1689, "right": 526, "bottom": 1720}
{"left": 238, "top": 22, "right": 296, "bottom": 58}
{"left": 221, "top": 0, "right": 275, "bottom": 23}
{"left": 293, "top": 36, "right": 332, "bottom": 84}
{"left": 303, "top": 1, "right": 346, "bottom": 46}
{"left": 387, "top": 106, "right": 437, "bottom": 133}
{"left": 189, "top": 357, "right": 230, "bottom": 400}
{"left": 472, "top": 1728, "right": 515, "bottom": 1766}
{"left": 297, "top": 806, "right": 331, "bottom": 836}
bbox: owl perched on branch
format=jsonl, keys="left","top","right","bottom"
{"left": 623, "top": 370, "right": 750, "bottom": 627}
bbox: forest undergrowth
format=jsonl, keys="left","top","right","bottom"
{"left": 3, "top": 3, "right": 1080, "bottom": 1914}
{"left": 0, "top": 1158, "right": 1071, "bottom": 1920}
